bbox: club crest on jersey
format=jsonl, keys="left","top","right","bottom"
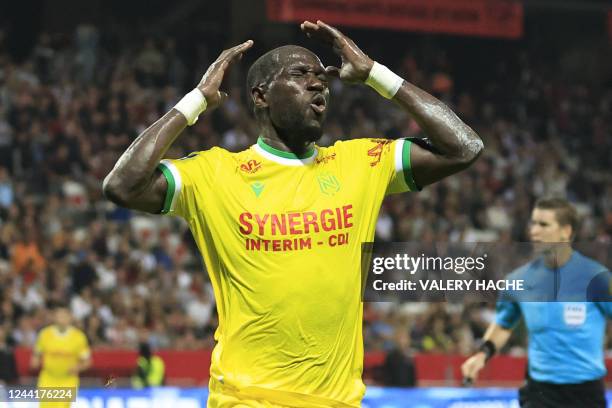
{"left": 367, "top": 139, "right": 392, "bottom": 167}
{"left": 239, "top": 159, "right": 262, "bottom": 174}
{"left": 317, "top": 172, "right": 341, "bottom": 196}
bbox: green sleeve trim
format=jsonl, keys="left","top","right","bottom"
{"left": 402, "top": 140, "right": 420, "bottom": 191}
{"left": 157, "top": 163, "right": 176, "bottom": 214}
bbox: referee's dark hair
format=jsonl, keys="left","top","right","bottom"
{"left": 534, "top": 197, "right": 579, "bottom": 239}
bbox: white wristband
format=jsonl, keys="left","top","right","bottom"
{"left": 174, "top": 88, "right": 207, "bottom": 126}
{"left": 365, "top": 62, "right": 404, "bottom": 99}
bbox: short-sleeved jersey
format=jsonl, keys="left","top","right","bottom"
{"left": 496, "top": 251, "right": 612, "bottom": 384}
{"left": 158, "top": 137, "right": 418, "bottom": 407}
{"left": 35, "top": 325, "right": 90, "bottom": 387}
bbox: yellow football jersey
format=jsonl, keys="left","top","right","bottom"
{"left": 158, "top": 137, "right": 418, "bottom": 407}
{"left": 35, "top": 325, "right": 90, "bottom": 388}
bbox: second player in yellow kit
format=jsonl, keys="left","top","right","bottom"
{"left": 159, "top": 137, "right": 417, "bottom": 406}
{"left": 32, "top": 306, "right": 91, "bottom": 408}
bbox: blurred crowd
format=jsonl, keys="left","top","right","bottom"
{"left": 0, "top": 23, "right": 610, "bottom": 362}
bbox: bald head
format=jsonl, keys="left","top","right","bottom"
{"left": 246, "top": 45, "right": 320, "bottom": 118}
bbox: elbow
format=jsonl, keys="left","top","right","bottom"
{"left": 458, "top": 137, "right": 484, "bottom": 167}
{"left": 102, "top": 174, "right": 130, "bottom": 207}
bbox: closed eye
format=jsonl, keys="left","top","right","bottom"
{"left": 289, "top": 67, "right": 327, "bottom": 82}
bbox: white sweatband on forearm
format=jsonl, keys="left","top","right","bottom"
{"left": 365, "top": 62, "right": 404, "bottom": 99}
{"left": 174, "top": 88, "right": 207, "bottom": 126}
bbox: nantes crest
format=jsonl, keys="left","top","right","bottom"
{"left": 317, "top": 172, "right": 341, "bottom": 196}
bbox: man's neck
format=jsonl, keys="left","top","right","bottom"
{"left": 259, "top": 128, "right": 314, "bottom": 157}
{"left": 543, "top": 244, "right": 573, "bottom": 269}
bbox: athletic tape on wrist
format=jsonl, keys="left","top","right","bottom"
{"left": 365, "top": 62, "right": 404, "bottom": 99}
{"left": 174, "top": 88, "right": 207, "bottom": 126}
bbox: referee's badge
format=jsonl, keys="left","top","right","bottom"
{"left": 563, "top": 303, "right": 586, "bottom": 327}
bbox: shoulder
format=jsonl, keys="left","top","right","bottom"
{"left": 161, "top": 146, "right": 237, "bottom": 180}
{"left": 324, "top": 138, "right": 395, "bottom": 162}
{"left": 233, "top": 145, "right": 261, "bottom": 162}
{"left": 37, "top": 326, "right": 52, "bottom": 339}
{"left": 69, "top": 328, "right": 89, "bottom": 347}
{"left": 174, "top": 146, "right": 233, "bottom": 163}
{"left": 506, "top": 260, "right": 537, "bottom": 280}
{"left": 36, "top": 326, "right": 54, "bottom": 345}
{"left": 200, "top": 146, "right": 260, "bottom": 167}
{"left": 581, "top": 254, "right": 612, "bottom": 301}
{"left": 573, "top": 251, "right": 608, "bottom": 275}
{"left": 328, "top": 138, "right": 393, "bottom": 150}
{"left": 71, "top": 326, "right": 87, "bottom": 337}
{"left": 68, "top": 326, "right": 87, "bottom": 339}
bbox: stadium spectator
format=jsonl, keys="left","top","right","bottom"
{"left": 185, "top": 289, "right": 214, "bottom": 330}
{"left": 0, "top": 325, "right": 18, "bottom": 385}
{"left": 131, "top": 342, "right": 165, "bottom": 389}
{"left": 421, "top": 316, "right": 454, "bottom": 353}
{"left": 11, "top": 229, "right": 46, "bottom": 283}
{"left": 0, "top": 166, "right": 13, "bottom": 209}
{"left": 383, "top": 327, "right": 416, "bottom": 387}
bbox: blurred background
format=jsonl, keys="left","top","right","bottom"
{"left": 0, "top": 0, "right": 611, "bottom": 406}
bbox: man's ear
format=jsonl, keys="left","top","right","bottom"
{"left": 252, "top": 86, "right": 268, "bottom": 109}
{"left": 561, "top": 224, "right": 573, "bottom": 241}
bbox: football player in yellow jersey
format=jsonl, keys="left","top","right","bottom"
{"left": 104, "top": 20, "right": 482, "bottom": 407}
{"left": 31, "top": 305, "right": 91, "bottom": 408}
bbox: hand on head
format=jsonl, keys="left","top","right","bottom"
{"left": 197, "top": 40, "right": 254, "bottom": 109}
{"left": 300, "top": 20, "right": 373, "bottom": 84}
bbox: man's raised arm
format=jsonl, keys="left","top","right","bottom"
{"left": 102, "top": 40, "right": 253, "bottom": 213}
{"left": 301, "top": 21, "right": 483, "bottom": 188}
{"left": 391, "top": 79, "right": 483, "bottom": 188}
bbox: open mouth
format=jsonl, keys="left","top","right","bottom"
{"left": 310, "top": 94, "right": 326, "bottom": 114}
